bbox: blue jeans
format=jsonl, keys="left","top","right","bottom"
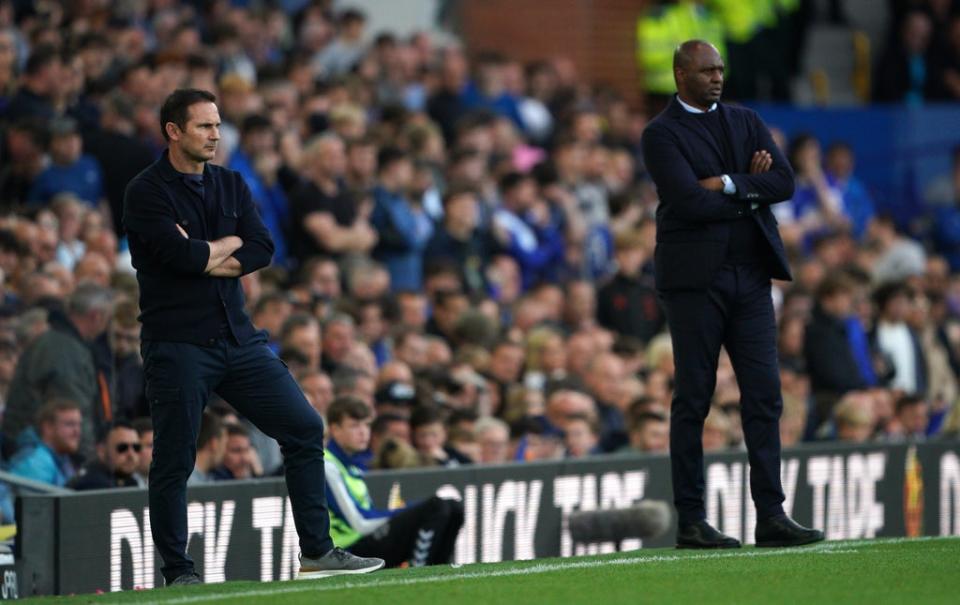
{"left": 142, "top": 331, "right": 332, "bottom": 582}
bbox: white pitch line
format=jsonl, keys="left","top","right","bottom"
{"left": 117, "top": 538, "right": 956, "bottom": 605}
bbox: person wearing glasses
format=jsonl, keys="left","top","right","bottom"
{"left": 69, "top": 420, "right": 142, "bottom": 490}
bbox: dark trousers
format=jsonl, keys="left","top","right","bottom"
{"left": 143, "top": 332, "right": 333, "bottom": 582}
{"left": 349, "top": 496, "right": 464, "bottom": 567}
{"left": 659, "top": 263, "right": 786, "bottom": 526}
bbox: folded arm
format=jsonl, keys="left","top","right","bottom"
{"left": 726, "top": 114, "right": 795, "bottom": 204}
{"left": 641, "top": 125, "right": 748, "bottom": 223}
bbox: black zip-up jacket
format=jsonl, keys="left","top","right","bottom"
{"left": 123, "top": 151, "right": 274, "bottom": 345}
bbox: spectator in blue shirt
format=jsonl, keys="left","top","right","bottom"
{"left": 371, "top": 147, "right": 432, "bottom": 291}
{"left": 8, "top": 398, "right": 81, "bottom": 487}
{"left": 825, "top": 142, "right": 876, "bottom": 241}
{"left": 28, "top": 117, "right": 104, "bottom": 208}
{"left": 227, "top": 114, "right": 291, "bottom": 268}
{"left": 492, "top": 172, "right": 564, "bottom": 289}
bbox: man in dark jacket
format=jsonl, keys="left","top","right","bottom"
{"left": 642, "top": 40, "right": 822, "bottom": 549}
{"left": 805, "top": 273, "right": 870, "bottom": 424}
{"left": 3, "top": 284, "right": 114, "bottom": 459}
{"left": 69, "top": 420, "right": 142, "bottom": 490}
{"left": 123, "top": 89, "right": 382, "bottom": 586}
{"left": 597, "top": 229, "right": 663, "bottom": 343}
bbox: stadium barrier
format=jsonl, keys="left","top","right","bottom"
{"left": 14, "top": 440, "right": 960, "bottom": 597}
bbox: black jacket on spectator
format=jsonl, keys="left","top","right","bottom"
{"left": 123, "top": 150, "right": 274, "bottom": 345}
{"left": 597, "top": 272, "right": 664, "bottom": 344}
{"left": 288, "top": 180, "right": 356, "bottom": 262}
{"left": 423, "top": 226, "right": 493, "bottom": 295}
{"left": 3, "top": 308, "right": 98, "bottom": 459}
{"left": 68, "top": 460, "right": 139, "bottom": 491}
{"left": 804, "top": 304, "right": 868, "bottom": 417}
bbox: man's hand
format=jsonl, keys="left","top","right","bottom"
{"left": 698, "top": 176, "right": 724, "bottom": 191}
{"left": 205, "top": 235, "right": 243, "bottom": 273}
{"left": 750, "top": 150, "right": 773, "bottom": 174}
{"left": 208, "top": 256, "right": 242, "bottom": 277}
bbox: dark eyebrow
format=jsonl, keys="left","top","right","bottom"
{"left": 196, "top": 121, "right": 221, "bottom": 127}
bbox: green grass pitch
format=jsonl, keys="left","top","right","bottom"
{"left": 25, "top": 536, "right": 960, "bottom": 604}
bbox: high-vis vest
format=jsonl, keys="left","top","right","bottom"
{"left": 325, "top": 447, "right": 371, "bottom": 548}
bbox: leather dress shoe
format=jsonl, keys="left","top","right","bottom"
{"left": 755, "top": 514, "right": 825, "bottom": 548}
{"left": 676, "top": 520, "right": 742, "bottom": 549}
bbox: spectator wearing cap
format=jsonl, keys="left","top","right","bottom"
{"left": 82, "top": 92, "right": 156, "bottom": 235}
{"left": 597, "top": 229, "right": 664, "bottom": 344}
{"left": 8, "top": 398, "right": 81, "bottom": 486}
{"left": 227, "top": 115, "right": 291, "bottom": 267}
{"left": 69, "top": 420, "right": 142, "bottom": 490}
{"left": 3, "top": 44, "right": 60, "bottom": 122}
{"left": 289, "top": 134, "right": 377, "bottom": 263}
{"left": 4, "top": 284, "right": 114, "bottom": 459}
{"left": 375, "top": 381, "right": 416, "bottom": 419}
{"left": 371, "top": 147, "right": 433, "bottom": 291}
{"left": 28, "top": 116, "right": 105, "bottom": 208}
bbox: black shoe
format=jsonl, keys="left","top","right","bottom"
{"left": 676, "top": 520, "right": 741, "bottom": 549}
{"left": 167, "top": 572, "right": 202, "bottom": 587}
{"left": 755, "top": 515, "right": 825, "bottom": 548}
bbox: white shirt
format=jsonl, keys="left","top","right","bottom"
{"left": 876, "top": 321, "right": 918, "bottom": 394}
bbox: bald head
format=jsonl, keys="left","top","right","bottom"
{"left": 673, "top": 40, "right": 716, "bottom": 71}
{"left": 673, "top": 40, "right": 724, "bottom": 110}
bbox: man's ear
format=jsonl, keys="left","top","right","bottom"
{"left": 165, "top": 121, "right": 180, "bottom": 142}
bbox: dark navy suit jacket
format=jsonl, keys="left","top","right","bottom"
{"left": 641, "top": 96, "right": 795, "bottom": 291}
{"left": 123, "top": 151, "right": 274, "bottom": 345}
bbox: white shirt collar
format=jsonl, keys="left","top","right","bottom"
{"left": 677, "top": 95, "right": 717, "bottom": 113}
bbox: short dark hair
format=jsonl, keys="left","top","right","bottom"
{"left": 97, "top": 419, "right": 136, "bottom": 445}
{"left": 131, "top": 416, "right": 153, "bottom": 435}
{"left": 159, "top": 88, "right": 217, "bottom": 142}
{"left": 410, "top": 405, "right": 445, "bottom": 430}
{"left": 241, "top": 114, "right": 273, "bottom": 136}
{"left": 328, "top": 396, "right": 372, "bottom": 425}
{"left": 371, "top": 413, "right": 408, "bottom": 436}
{"left": 895, "top": 395, "right": 926, "bottom": 416}
{"left": 630, "top": 410, "right": 668, "bottom": 433}
{"left": 197, "top": 410, "right": 224, "bottom": 450}
{"left": 225, "top": 423, "right": 250, "bottom": 439}
{"left": 376, "top": 146, "right": 408, "bottom": 174}
{"left": 24, "top": 45, "right": 60, "bottom": 76}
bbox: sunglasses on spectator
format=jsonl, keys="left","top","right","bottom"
{"left": 116, "top": 442, "right": 142, "bottom": 453}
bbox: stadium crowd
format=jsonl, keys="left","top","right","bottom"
{"left": 0, "top": 0, "right": 958, "bottom": 521}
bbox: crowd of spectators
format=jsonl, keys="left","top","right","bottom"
{"left": 0, "top": 1, "right": 957, "bottom": 517}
